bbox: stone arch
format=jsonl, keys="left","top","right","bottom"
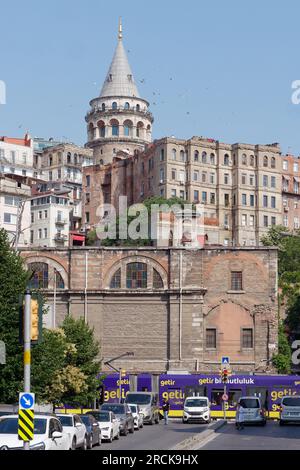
{"left": 136, "top": 121, "right": 144, "bottom": 138}
{"left": 104, "top": 255, "right": 168, "bottom": 290}
{"left": 97, "top": 120, "right": 106, "bottom": 138}
{"left": 23, "top": 255, "right": 68, "bottom": 290}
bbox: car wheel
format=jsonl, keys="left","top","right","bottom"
{"left": 97, "top": 433, "right": 101, "bottom": 446}
{"left": 81, "top": 435, "right": 87, "bottom": 451}
{"left": 71, "top": 437, "right": 76, "bottom": 450}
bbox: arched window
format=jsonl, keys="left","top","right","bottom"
{"left": 180, "top": 150, "right": 185, "bottom": 162}
{"left": 110, "top": 119, "right": 119, "bottom": 136}
{"left": 224, "top": 154, "right": 230, "bottom": 165}
{"left": 97, "top": 120, "right": 105, "bottom": 138}
{"left": 153, "top": 268, "right": 163, "bottom": 289}
{"left": 74, "top": 153, "right": 78, "bottom": 165}
{"left": 210, "top": 153, "right": 215, "bottom": 165}
{"left": 110, "top": 268, "right": 121, "bottom": 288}
{"left": 242, "top": 154, "right": 247, "bottom": 165}
{"left": 123, "top": 119, "right": 133, "bottom": 137}
{"left": 172, "top": 149, "right": 177, "bottom": 160}
{"left": 250, "top": 155, "right": 255, "bottom": 167}
{"left": 263, "top": 155, "right": 268, "bottom": 167}
{"left": 136, "top": 121, "right": 144, "bottom": 137}
{"left": 28, "top": 262, "right": 48, "bottom": 289}
{"left": 88, "top": 123, "right": 94, "bottom": 141}
{"left": 136, "top": 104, "right": 140, "bottom": 112}
{"left": 147, "top": 124, "right": 151, "bottom": 133}
{"left": 126, "top": 262, "right": 147, "bottom": 288}
{"left": 124, "top": 102, "right": 130, "bottom": 110}
{"left": 101, "top": 103, "right": 106, "bottom": 111}
{"left": 194, "top": 150, "right": 199, "bottom": 162}
{"left": 55, "top": 269, "right": 65, "bottom": 289}
{"left": 112, "top": 101, "right": 118, "bottom": 110}
{"left": 202, "top": 151, "right": 207, "bottom": 164}
{"left": 271, "top": 157, "right": 276, "bottom": 169}
{"left": 67, "top": 152, "right": 71, "bottom": 164}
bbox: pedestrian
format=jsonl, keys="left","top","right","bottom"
{"left": 162, "top": 398, "right": 170, "bottom": 425}
{"left": 235, "top": 403, "right": 244, "bottom": 430}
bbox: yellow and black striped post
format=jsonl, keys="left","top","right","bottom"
{"left": 18, "top": 408, "right": 34, "bottom": 442}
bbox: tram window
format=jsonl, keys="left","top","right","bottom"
{"left": 228, "top": 389, "right": 242, "bottom": 407}
{"left": 211, "top": 389, "right": 223, "bottom": 406}
{"left": 211, "top": 389, "right": 242, "bottom": 407}
{"left": 184, "top": 386, "right": 207, "bottom": 397}
{"left": 247, "top": 387, "right": 269, "bottom": 410}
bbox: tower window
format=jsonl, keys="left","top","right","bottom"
{"left": 124, "top": 102, "right": 130, "bottom": 110}
{"left": 102, "top": 103, "right": 105, "bottom": 111}
{"left": 112, "top": 101, "right": 118, "bottom": 110}
{"left": 136, "top": 104, "right": 140, "bottom": 112}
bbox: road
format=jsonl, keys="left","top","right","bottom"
{"left": 198, "top": 421, "right": 300, "bottom": 450}
{"left": 92, "top": 419, "right": 210, "bottom": 450}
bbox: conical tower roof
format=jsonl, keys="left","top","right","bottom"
{"left": 100, "top": 19, "right": 140, "bottom": 99}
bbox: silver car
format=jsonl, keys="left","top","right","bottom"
{"left": 235, "top": 396, "right": 266, "bottom": 427}
{"left": 280, "top": 396, "right": 300, "bottom": 425}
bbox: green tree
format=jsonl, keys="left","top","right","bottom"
{"left": 0, "top": 229, "right": 28, "bottom": 403}
{"left": 272, "top": 322, "right": 292, "bottom": 374}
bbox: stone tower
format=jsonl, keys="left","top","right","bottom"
{"left": 85, "top": 19, "right": 154, "bottom": 164}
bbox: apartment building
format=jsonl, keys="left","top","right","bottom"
{"left": 281, "top": 154, "right": 300, "bottom": 230}
{"left": 0, "top": 176, "right": 31, "bottom": 247}
{"left": 0, "top": 134, "right": 34, "bottom": 178}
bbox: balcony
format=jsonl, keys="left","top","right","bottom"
{"left": 54, "top": 233, "right": 68, "bottom": 242}
{"left": 55, "top": 218, "right": 67, "bottom": 225}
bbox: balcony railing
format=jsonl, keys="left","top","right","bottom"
{"left": 55, "top": 218, "right": 67, "bottom": 225}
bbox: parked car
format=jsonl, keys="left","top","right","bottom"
{"left": 182, "top": 396, "right": 211, "bottom": 424}
{"left": 101, "top": 403, "right": 134, "bottom": 436}
{"left": 125, "top": 392, "right": 160, "bottom": 424}
{"left": 129, "top": 404, "right": 144, "bottom": 429}
{"left": 280, "top": 395, "right": 300, "bottom": 425}
{"left": 56, "top": 413, "right": 87, "bottom": 450}
{"left": 0, "top": 414, "right": 70, "bottom": 450}
{"left": 86, "top": 410, "right": 120, "bottom": 442}
{"left": 235, "top": 396, "right": 266, "bottom": 427}
{"left": 80, "top": 414, "right": 101, "bottom": 449}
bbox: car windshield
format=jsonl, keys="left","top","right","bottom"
{"left": 57, "top": 415, "right": 73, "bottom": 426}
{"left": 282, "top": 397, "right": 300, "bottom": 406}
{"left": 239, "top": 398, "right": 260, "bottom": 409}
{"left": 0, "top": 418, "right": 47, "bottom": 434}
{"left": 129, "top": 405, "right": 137, "bottom": 413}
{"left": 125, "top": 394, "right": 151, "bottom": 405}
{"left": 101, "top": 404, "right": 125, "bottom": 415}
{"left": 91, "top": 412, "right": 111, "bottom": 422}
{"left": 185, "top": 399, "right": 208, "bottom": 407}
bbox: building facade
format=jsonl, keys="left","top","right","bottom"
{"left": 21, "top": 246, "right": 278, "bottom": 373}
{"left": 281, "top": 154, "right": 300, "bottom": 230}
{"left": 0, "top": 134, "right": 34, "bottom": 178}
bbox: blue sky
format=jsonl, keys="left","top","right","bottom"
{"left": 1, "top": 0, "right": 300, "bottom": 154}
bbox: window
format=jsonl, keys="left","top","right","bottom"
{"left": 206, "top": 329, "right": 216, "bottom": 349}
{"left": 86, "top": 175, "right": 90, "bottom": 187}
{"left": 242, "top": 214, "right": 247, "bottom": 226}
{"left": 242, "top": 154, "right": 247, "bottom": 165}
{"left": 202, "top": 151, "right": 207, "bottom": 164}
{"left": 101, "top": 103, "right": 106, "bottom": 111}
{"left": 224, "top": 173, "right": 229, "bottom": 185}
{"left": 210, "top": 172, "right": 215, "bottom": 184}
{"left": 271, "top": 157, "right": 276, "bottom": 169}
{"left": 110, "top": 268, "right": 121, "bottom": 288}
{"left": 249, "top": 174, "right": 255, "bottom": 186}
{"left": 4, "top": 213, "right": 15, "bottom": 224}
{"left": 44, "top": 210, "right": 48, "bottom": 219}
{"left": 263, "top": 215, "right": 268, "bottom": 227}
{"left": 250, "top": 155, "right": 255, "bottom": 167}
{"left": 284, "top": 215, "right": 288, "bottom": 227}
{"left": 171, "top": 189, "right": 176, "bottom": 197}
{"left": 22, "top": 170, "right": 27, "bottom": 176}
{"left": 202, "top": 191, "right": 207, "bottom": 204}
{"left": 112, "top": 101, "right": 118, "bottom": 110}
{"left": 111, "top": 121, "right": 119, "bottom": 136}
{"left": 294, "top": 162, "right": 299, "bottom": 172}
{"left": 294, "top": 180, "right": 299, "bottom": 194}
{"left": 194, "top": 190, "right": 199, "bottom": 202}
{"left": 136, "top": 104, "right": 140, "bottom": 112}
{"left": 242, "top": 194, "right": 247, "bottom": 205}
{"left": 242, "top": 329, "right": 253, "bottom": 348}
{"left": 271, "top": 217, "right": 276, "bottom": 226}
{"left": 28, "top": 263, "right": 48, "bottom": 289}
{"left": 86, "top": 212, "right": 90, "bottom": 223}
{"left": 250, "top": 215, "right": 255, "bottom": 226}
{"left": 172, "top": 149, "right": 177, "bottom": 160}
{"left": 250, "top": 194, "right": 255, "bottom": 207}
{"left": 179, "top": 170, "right": 185, "bottom": 182}
{"left": 124, "top": 119, "right": 133, "bottom": 136}
{"left": 283, "top": 160, "right": 288, "bottom": 170}
{"left": 126, "top": 262, "right": 147, "bottom": 288}
{"left": 160, "top": 149, "right": 165, "bottom": 161}
{"left": 194, "top": 150, "right": 199, "bottom": 162}
{"left": 180, "top": 150, "right": 185, "bottom": 162}
{"left": 202, "top": 172, "right": 207, "bottom": 183}
{"left": 179, "top": 190, "right": 185, "bottom": 199}
{"left": 160, "top": 168, "right": 165, "bottom": 182}
{"left": 241, "top": 173, "right": 247, "bottom": 185}
{"left": 153, "top": 269, "right": 163, "bottom": 289}
{"left": 193, "top": 170, "right": 199, "bottom": 181}
{"left": 263, "top": 195, "right": 268, "bottom": 208}
{"left": 271, "top": 176, "right": 276, "bottom": 188}
{"left": 210, "top": 153, "right": 215, "bottom": 165}
{"left": 38, "top": 229, "right": 42, "bottom": 239}
{"left": 224, "top": 194, "right": 230, "bottom": 207}
{"left": 38, "top": 211, "right": 42, "bottom": 220}
{"left": 224, "top": 154, "right": 230, "bottom": 165}
{"left": 210, "top": 193, "right": 215, "bottom": 204}
{"left": 294, "top": 217, "right": 300, "bottom": 229}
{"left": 31, "top": 213, "right": 34, "bottom": 223}
{"left": 224, "top": 213, "right": 229, "bottom": 226}
{"left": 271, "top": 196, "right": 276, "bottom": 209}
{"left": 263, "top": 175, "right": 268, "bottom": 187}
{"left": 171, "top": 169, "right": 176, "bottom": 180}
{"left": 124, "top": 102, "right": 130, "bottom": 110}
{"left": 44, "top": 228, "right": 48, "bottom": 239}
{"left": 231, "top": 271, "right": 243, "bottom": 291}
{"left": 30, "top": 231, "right": 34, "bottom": 244}
{"left": 263, "top": 156, "right": 268, "bottom": 167}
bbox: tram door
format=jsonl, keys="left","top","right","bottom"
{"left": 246, "top": 387, "right": 269, "bottom": 411}
{"left": 184, "top": 385, "right": 207, "bottom": 397}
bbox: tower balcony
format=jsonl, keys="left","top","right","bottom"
{"left": 85, "top": 106, "right": 154, "bottom": 124}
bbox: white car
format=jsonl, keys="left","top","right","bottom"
{"left": 87, "top": 411, "right": 120, "bottom": 443}
{"left": 56, "top": 414, "right": 87, "bottom": 450}
{"left": 129, "top": 404, "right": 144, "bottom": 430}
{"left": 280, "top": 395, "right": 300, "bottom": 425}
{"left": 0, "top": 414, "right": 70, "bottom": 450}
{"left": 182, "top": 396, "right": 211, "bottom": 424}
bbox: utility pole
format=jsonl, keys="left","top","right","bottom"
{"left": 23, "top": 290, "right": 31, "bottom": 450}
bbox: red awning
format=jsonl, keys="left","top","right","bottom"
{"left": 72, "top": 234, "right": 85, "bottom": 241}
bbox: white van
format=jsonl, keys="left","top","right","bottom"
{"left": 182, "top": 396, "right": 211, "bottom": 424}
{"left": 280, "top": 396, "right": 300, "bottom": 425}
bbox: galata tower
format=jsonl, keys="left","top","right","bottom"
{"left": 85, "top": 19, "right": 154, "bottom": 164}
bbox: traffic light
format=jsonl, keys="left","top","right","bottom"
{"left": 30, "top": 299, "right": 39, "bottom": 342}
{"left": 222, "top": 368, "right": 229, "bottom": 383}
{"left": 121, "top": 369, "right": 126, "bottom": 378}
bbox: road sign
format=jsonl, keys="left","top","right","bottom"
{"left": 221, "top": 357, "right": 230, "bottom": 365}
{"left": 19, "top": 393, "right": 35, "bottom": 410}
{"left": 222, "top": 393, "right": 228, "bottom": 401}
